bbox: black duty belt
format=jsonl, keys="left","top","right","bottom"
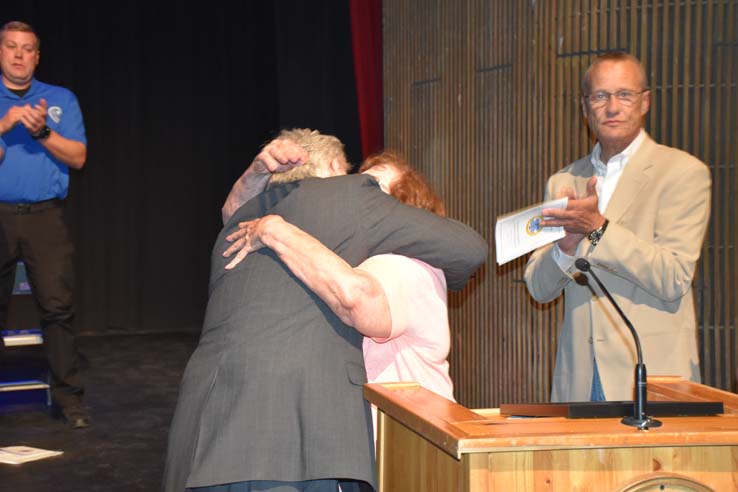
{"left": 0, "top": 199, "right": 63, "bottom": 214}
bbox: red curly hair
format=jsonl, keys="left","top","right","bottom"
{"left": 358, "top": 151, "right": 446, "bottom": 217}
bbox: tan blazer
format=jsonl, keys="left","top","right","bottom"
{"left": 525, "top": 134, "right": 711, "bottom": 401}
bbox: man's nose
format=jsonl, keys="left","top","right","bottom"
{"left": 604, "top": 94, "right": 621, "bottom": 114}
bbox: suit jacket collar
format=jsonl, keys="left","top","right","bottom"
{"left": 602, "top": 132, "right": 658, "bottom": 223}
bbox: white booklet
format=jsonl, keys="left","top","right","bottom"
{"left": 0, "top": 446, "right": 63, "bottom": 465}
{"left": 495, "top": 197, "right": 568, "bottom": 265}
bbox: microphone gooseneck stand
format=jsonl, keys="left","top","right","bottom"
{"left": 575, "top": 258, "right": 662, "bottom": 430}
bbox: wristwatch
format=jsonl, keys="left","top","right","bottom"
{"left": 587, "top": 219, "right": 609, "bottom": 246}
{"left": 31, "top": 125, "right": 51, "bottom": 140}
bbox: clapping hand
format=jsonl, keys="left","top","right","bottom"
{"left": 541, "top": 177, "right": 605, "bottom": 255}
{"left": 20, "top": 98, "right": 48, "bottom": 135}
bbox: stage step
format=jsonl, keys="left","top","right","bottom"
{"left": 2, "top": 329, "right": 43, "bottom": 347}
{"left": 0, "top": 380, "right": 50, "bottom": 392}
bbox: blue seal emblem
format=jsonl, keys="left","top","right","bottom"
{"left": 526, "top": 215, "right": 543, "bottom": 235}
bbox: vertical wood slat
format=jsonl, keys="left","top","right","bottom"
{"left": 383, "top": 0, "right": 738, "bottom": 408}
{"left": 702, "top": 1, "right": 721, "bottom": 386}
{"left": 726, "top": 0, "right": 735, "bottom": 389}
{"left": 699, "top": 0, "right": 714, "bottom": 395}
{"left": 718, "top": 0, "right": 729, "bottom": 389}
{"left": 707, "top": 0, "right": 721, "bottom": 388}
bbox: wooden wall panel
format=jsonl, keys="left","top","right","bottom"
{"left": 383, "top": 0, "right": 738, "bottom": 408}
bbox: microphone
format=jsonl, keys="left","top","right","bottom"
{"left": 575, "top": 258, "right": 661, "bottom": 430}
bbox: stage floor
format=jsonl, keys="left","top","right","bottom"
{"left": 0, "top": 332, "right": 198, "bottom": 492}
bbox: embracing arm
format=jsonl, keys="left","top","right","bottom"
{"left": 223, "top": 175, "right": 488, "bottom": 292}
{"left": 221, "top": 138, "right": 308, "bottom": 224}
{"left": 359, "top": 187, "right": 488, "bottom": 291}
{"left": 221, "top": 168, "right": 270, "bottom": 224}
{"left": 225, "top": 215, "right": 392, "bottom": 337}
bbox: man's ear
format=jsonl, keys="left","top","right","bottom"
{"left": 329, "top": 158, "right": 347, "bottom": 176}
{"left": 640, "top": 89, "right": 651, "bottom": 117}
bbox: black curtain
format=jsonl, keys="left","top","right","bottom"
{"left": 1, "top": 1, "right": 361, "bottom": 334}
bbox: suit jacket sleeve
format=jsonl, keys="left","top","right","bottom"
{"left": 357, "top": 177, "right": 488, "bottom": 291}
{"left": 588, "top": 161, "right": 711, "bottom": 302}
{"left": 523, "top": 175, "right": 577, "bottom": 303}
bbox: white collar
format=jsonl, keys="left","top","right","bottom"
{"left": 591, "top": 129, "right": 646, "bottom": 175}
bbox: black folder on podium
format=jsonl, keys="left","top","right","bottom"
{"left": 500, "top": 400, "right": 724, "bottom": 419}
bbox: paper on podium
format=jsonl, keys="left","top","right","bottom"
{"left": 495, "top": 197, "right": 568, "bottom": 265}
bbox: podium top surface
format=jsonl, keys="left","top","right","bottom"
{"left": 364, "top": 377, "right": 738, "bottom": 460}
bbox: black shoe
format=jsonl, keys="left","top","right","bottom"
{"left": 62, "top": 406, "right": 91, "bottom": 429}
{"left": 51, "top": 402, "right": 91, "bottom": 429}
{"left": 70, "top": 417, "right": 90, "bottom": 429}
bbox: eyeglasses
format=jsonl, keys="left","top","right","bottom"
{"left": 585, "top": 89, "right": 648, "bottom": 108}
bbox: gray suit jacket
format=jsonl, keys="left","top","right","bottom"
{"left": 524, "top": 134, "right": 711, "bottom": 401}
{"left": 164, "top": 173, "right": 488, "bottom": 491}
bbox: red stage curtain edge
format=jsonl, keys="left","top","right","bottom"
{"left": 350, "top": 0, "right": 384, "bottom": 159}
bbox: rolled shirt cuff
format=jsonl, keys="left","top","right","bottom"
{"left": 551, "top": 242, "right": 578, "bottom": 276}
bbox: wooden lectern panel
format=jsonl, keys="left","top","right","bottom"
{"left": 365, "top": 379, "right": 738, "bottom": 491}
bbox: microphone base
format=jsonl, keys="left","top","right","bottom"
{"left": 621, "top": 415, "right": 662, "bottom": 430}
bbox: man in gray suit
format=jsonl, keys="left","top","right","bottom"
{"left": 164, "top": 129, "right": 488, "bottom": 492}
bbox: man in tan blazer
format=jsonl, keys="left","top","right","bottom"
{"left": 524, "top": 52, "right": 711, "bottom": 402}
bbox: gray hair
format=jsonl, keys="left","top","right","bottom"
{"left": 582, "top": 51, "right": 647, "bottom": 93}
{"left": 269, "top": 128, "right": 350, "bottom": 184}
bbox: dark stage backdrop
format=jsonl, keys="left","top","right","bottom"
{"left": 2, "top": 1, "right": 362, "bottom": 334}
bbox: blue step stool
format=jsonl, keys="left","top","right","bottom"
{"left": 1, "top": 261, "right": 50, "bottom": 412}
{"left": 1, "top": 329, "right": 50, "bottom": 412}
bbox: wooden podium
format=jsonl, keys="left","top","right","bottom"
{"left": 364, "top": 377, "right": 738, "bottom": 491}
